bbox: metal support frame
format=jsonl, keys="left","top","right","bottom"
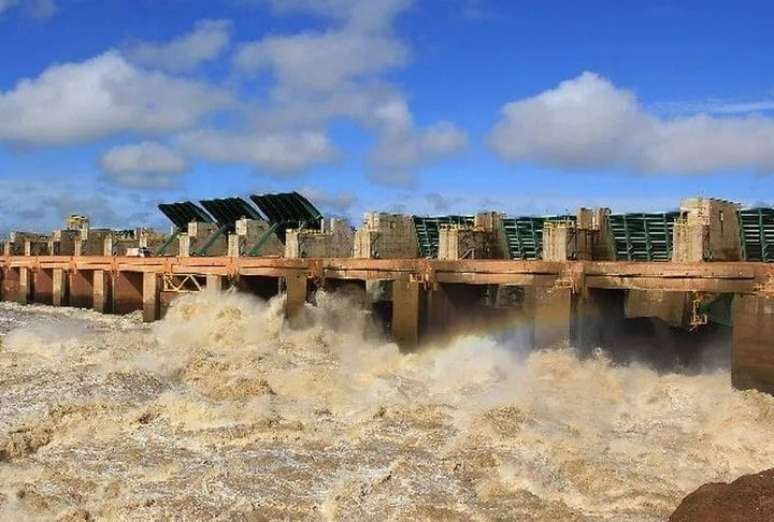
{"left": 246, "top": 223, "right": 280, "bottom": 257}
{"left": 194, "top": 224, "right": 230, "bottom": 256}
{"left": 162, "top": 273, "right": 204, "bottom": 293}
{"left": 155, "top": 227, "right": 182, "bottom": 256}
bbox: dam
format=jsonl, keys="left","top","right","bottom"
{"left": 2, "top": 193, "right": 774, "bottom": 395}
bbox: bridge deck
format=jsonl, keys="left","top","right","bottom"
{"left": 1, "top": 255, "right": 772, "bottom": 295}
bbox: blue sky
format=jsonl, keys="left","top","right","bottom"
{"left": 1, "top": 0, "right": 774, "bottom": 234}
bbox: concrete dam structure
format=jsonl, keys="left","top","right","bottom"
{"left": 2, "top": 193, "right": 774, "bottom": 395}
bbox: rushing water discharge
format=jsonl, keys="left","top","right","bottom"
{"left": 0, "top": 291, "right": 773, "bottom": 521}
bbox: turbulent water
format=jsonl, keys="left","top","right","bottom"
{"left": 0, "top": 291, "right": 773, "bottom": 521}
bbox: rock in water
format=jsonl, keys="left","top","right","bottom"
{"left": 670, "top": 468, "right": 774, "bottom": 522}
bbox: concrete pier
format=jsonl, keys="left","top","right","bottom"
{"left": 93, "top": 270, "right": 111, "bottom": 313}
{"left": 142, "top": 272, "right": 159, "bottom": 322}
{"left": 391, "top": 279, "right": 422, "bottom": 348}
{"left": 52, "top": 268, "right": 67, "bottom": 306}
{"left": 284, "top": 273, "right": 308, "bottom": 317}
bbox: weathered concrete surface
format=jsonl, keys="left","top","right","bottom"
{"left": 142, "top": 272, "right": 159, "bottom": 322}
{"left": 284, "top": 272, "right": 307, "bottom": 317}
{"left": 354, "top": 213, "right": 418, "bottom": 259}
{"left": 69, "top": 270, "right": 94, "bottom": 309}
{"left": 285, "top": 218, "right": 354, "bottom": 259}
{"left": 391, "top": 280, "right": 421, "bottom": 349}
{"left": 52, "top": 268, "right": 67, "bottom": 307}
{"left": 206, "top": 274, "right": 226, "bottom": 291}
{"left": 528, "top": 286, "right": 573, "bottom": 349}
{"left": 673, "top": 198, "right": 742, "bottom": 262}
{"left": 33, "top": 269, "right": 53, "bottom": 305}
{"left": 93, "top": 270, "right": 111, "bottom": 313}
{"left": 114, "top": 272, "right": 142, "bottom": 315}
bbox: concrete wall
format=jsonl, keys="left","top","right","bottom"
{"left": 354, "top": 213, "right": 418, "bottom": 259}
{"left": 438, "top": 227, "right": 488, "bottom": 260}
{"left": 179, "top": 222, "right": 227, "bottom": 257}
{"left": 76, "top": 229, "right": 113, "bottom": 256}
{"left": 24, "top": 240, "right": 49, "bottom": 256}
{"left": 543, "top": 223, "right": 593, "bottom": 261}
{"left": 49, "top": 230, "right": 79, "bottom": 256}
{"left": 285, "top": 218, "right": 354, "bottom": 258}
{"left": 624, "top": 289, "right": 688, "bottom": 328}
{"left": 673, "top": 198, "right": 742, "bottom": 262}
{"left": 438, "top": 212, "right": 509, "bottom": 260}
{"left": 5, "top": 233, "right": 49, "bottom": 255}
{"left": 227, "top": 219, "right": 283, "bottom": 257}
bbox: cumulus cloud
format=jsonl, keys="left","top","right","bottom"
{"left": 177, "top": 129, "right": 339, "bottom": 172}
{"left": 232, "top": 0, "right": 466, "bottom": 183}
{"left": 489, "top": 71, "right": 774, "bottom": 174}
{"left": 100, "top": 142, "right": 187, "bottom": 188}
{"left": 235, "top": 31, "right": 406, "bottom": 92}
{"left": 0, "top": 52, "right": 232, "bottom": 146}
{"left": 127, "top": 19, "right": 232, "bottom": 73}
{"left": 369, "top": 98, "right": 467, "bottom": 183}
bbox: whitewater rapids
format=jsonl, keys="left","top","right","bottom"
{"left": 0, "top": 291, "right": 773, "bottom": 521}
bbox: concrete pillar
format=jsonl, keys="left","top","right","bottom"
{"left": 732, "top": 294, "right": 774, "bottom": 393}
{"left": 392, "top": 280, "right": 422, "bottom": 350}
{"left": 33, "top": 269, "right": 53, "bottom": 305}
{"left": 114, "top": 272, "right": 143, "bottom": 315}
{"left": 52, "top": 268, "right": 67, "bottom": 306}
{"left": 284, "top": 273, "right": 307, "bottom": 317}
{"left": 527, "top": 286, "right": 573, "bottom": 350}
{"left": 93, "top": 270, "right": 112, "bottom": 313}
{"left": 70, "top": 270, "right": 94, "bottom": 308}
{"left": 206, "top": 274, "right": 226, "bottom": 292}
{"left": 425, "top": 284, "right": 454, "bottom": 344}
{"left": 17, "top": 268, "right": 30, "bottom": 305}
{"left": 142, "top": 272, "right": 159, "bottom": 322}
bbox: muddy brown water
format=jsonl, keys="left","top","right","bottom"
{"left": 1, "top": 291, "right": 773, "bottom": 521}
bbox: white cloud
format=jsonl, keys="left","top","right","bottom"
{"left": 235, "top": 30, "right": 406, "bottom": 91}
{"left": 231, "top": 0, "right": 465, "bottom": 183}
{"left": 0, "top": 52, "right": 232, "bottom": 146}
{"left": 127, "top": 19, "right": 232, "bottom": 73}
{"left": 489, "top": 71, "right": 774, "bottom": 174}
{"left": 267, "top": 0, "right": 412, "bottom": 31}
{"left": 100, "top": 142, "right": 187, "bottom": 188}
{"left": 177, "top": 129, "right": 339, "bottom": 172}
{"left": 369, "top": 98, "right": 467, "bottom": 182}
